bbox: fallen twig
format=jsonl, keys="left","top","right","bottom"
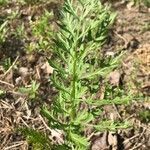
{"left": 3, "top": 56, "right": 19, "bottom": 77}
{"left": 0, "top": 80, "right": 14, "bottom": 88}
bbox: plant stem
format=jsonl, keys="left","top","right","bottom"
{"left": 70, "top": 52, "right": 77, "bottom": 121}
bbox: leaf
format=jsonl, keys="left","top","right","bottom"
{"left": 41, "top": 61, "right": 53, "bottom": 74}
{"left": 108, "top": 70, "right": 121, "bottom": 86}
{"left": 52, "top": 144, "right": 71, "bottom": 150}
{"left": 86, "top": 95, "right": 132, "bottom": 106}
{"left": 63, "top": 0, "right": 79, "bottom": 19}
{"left": 0, "top": 21, "right": 8, "bottom": 31}
{"left": 0, "top": 89, "right": 4, "bottom": 95}
{"left": 47, "top": 58, "right": 66, "bottom": 75}
{"left": 80, "top": 64, "right": 118, "bottom": 79}
{"left": 41, "top": 107, "right": 61, "bottom": 126}
{"left": 57, "top": 23, "right": 73, "bottom": 37}
{"left": 94, "top": 121, "right": 130, "bottom": 131}
{"left": 19, "top": 128, "right": 51, "bottom": 150}
{"left": 91, "top": 107, "right": 103, "bottom": 117}
{"left": 69, "top": 132, "right": 89, "bottom": 148}
{"left": 50, "top": 73, "right": 70, "bottom": 95}
{"left": 41, "top": 107, "right": 69, "bottom": 130}
{"left": 53, "top": 34, "right": 71, "bottom": 55}
{"left": 19, "top": 87, "right": 31, "bottom": 94}
{"left": 74, "top": 110, "right": 93, "bottom": 125}
{"left": 75, "top": 85, "right": 88, "bottom": 100}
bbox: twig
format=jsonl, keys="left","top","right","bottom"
{"left": 39, "top": 114, "right": 64, "bottom": 144}
{"left": 113, "top": 104, "right": 122, "bottom": 119}
{"left": 20, "top": 118, "right": 29, "bottom": 128}
{"left": 7, "top": 90, "right": 25, "bottom": 96}
{"left": 0, "top": 100, "right": 13, "bottom": 109}
{"left": 139, "top": 127, "right": 146, "bottom": 139}
{"left": 3, "top": 56, "right": 19, "bottom": 77}
{"left": 36, "top": 66, "right": 41, "bottom": 79}
{"left": 0, "top": 80, "right": 14, "bottom": 88}
{"left": 4, "top": 141, "right": 25, "bottom": 150}
{"left": 39, "top": 114, "right": 52, "bottom": 133}
{"left": 123, "top": 133, "right": 140, "bottom": 144}
{"left": 125, "top": 114, "right": 134, "bottom": 121}
{"left": 113, "top": 31, "right": 128, "bottom": 47}
{"left": 131, "top": 143, "right": 143, "bottom": 150}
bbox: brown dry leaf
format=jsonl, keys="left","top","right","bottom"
{"left": 127, "top": 1, "right": 134, "bottom": 10}
{"left": 0, "top": 66, "right": 4, "bottom": 75}
{"left": 91, "top": 132, "right": 119, "bottom": 150}
{"left": 108, "top": 70, "right": 121, "bottom": 87}
{"left": 51, "top": 129, "right": 64, "bottom": 145}
{"left": 18, "top": 67, "right": 30, "bottom": 85}
{"left": 4, "top": 70, "right": 13, "bottom": 84}
{"left": 41, "top": 61, "right": 54, "bottom": 74}
{"left": 143, "top": 101, "right": 150, "bottom": 109}
{"left": 96, "top": 84, "right": 105, "bottom": 100}
{"left": 91, "top": 132, "right": 109, "bottom": 150}
{"left": 107, "top": 132, "right": 118, "bottom": 150}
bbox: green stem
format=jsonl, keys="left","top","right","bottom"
{"left": 70, "top": 53, "right": 77, "bottom": 121}
{"left": 70, "top": 24, "right": 81, "bottom": 121}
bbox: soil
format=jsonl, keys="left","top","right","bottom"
{"left": 0, "top": 0, "right": 149, "bottom": 150}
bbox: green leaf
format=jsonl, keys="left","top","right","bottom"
{"left": 50, "top": 73, "right": 70, "bottom": 95}
{"left": 41, "top": 107, "right": 65, "bottom": 129}
{"left": 69, "top": 132, "right": 89, "bottom": 148}
{"left": 52, "top": 144, "right": 71, "bottom": 150}
{"left": 63, "top": 0, "right": 79, "bottom": 19}
{"left": 94, "top": 121, "right": 130, "bottom": 131}
{"left": 0, "top": 21, "right": 8, "bottom": 31}
{"left": 86, "top": 95, "right": 132, "bottom": 106}
{"left": 19, "top": 127, "right": 51, "bottom": 150}
{"left": 47, "top": 59, "right": 66, "bottom": 75}
{"left": 57, "top": 23, "right": 73, "bottom": 37}
{"left": 74, "top": 110, "right": 94, "bottom": 125}
{"left": 0, "top": 89, "right": 4, "bottom": 95}
{"left": 80, "top": 64, "right": 118, "bottom": 79}
{"left": 53, "top": 38, "right": 69, "bottom": 54}
{"left": 139, "top": 110, "right": 150, "bottom": 123}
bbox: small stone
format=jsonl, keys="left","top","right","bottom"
{"left": 19, "top": 67, "right": 29, "bottom": 77}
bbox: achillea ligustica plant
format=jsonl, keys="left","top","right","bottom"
{"left": 21, "top": 0, "right": 132, "bottom": 149}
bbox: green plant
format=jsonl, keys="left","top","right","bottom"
{"left": 0, "top": 21, "right": 8, "bottom": 44}
{"left": 31, "top": 10, "right": 53, "bottom": 51}
{"left": 0, "top": 89, "right": 4, "bottom": 95}
{"left": 22, "top": 0, "right": 132, "bottom": 149}
{"left": 142, "top": 22, "right": 150, "bottom": 32}
{"left": 25, "top": 42, "right": 38, "bottom": 53}
{"left": 32, "top": 10, "right": 53, "bottom": 37}
{"left": 7, "top": 9, "right": 20, "bottom": 20}
{"left": 139, "top": 109, "right": 150, "bottom": 123}
{"left": 22, "top": 0, "right": 49, "bottom": 5}
{"left": 20, "top": 128, "right": 52, "bottom": 150}
{"left": 14, "top": 23, "right": 26, "bottom": 38}
{"left": 19, "top": 80, "right": 40, "bottom": 100}
{"left": 130, "top": 0, "right": 150, "bottom": 7}
{"left": 2, "top": 57, "right": 12, "bottom": 70}
{"left": 143, "top": 0, "right": 150, "bottom": 7}
{"left": 0, "top": 0, "right": 9, "bottom": 6}
{"left": 24, "top": 10, "right": 53, "bottom": 53}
